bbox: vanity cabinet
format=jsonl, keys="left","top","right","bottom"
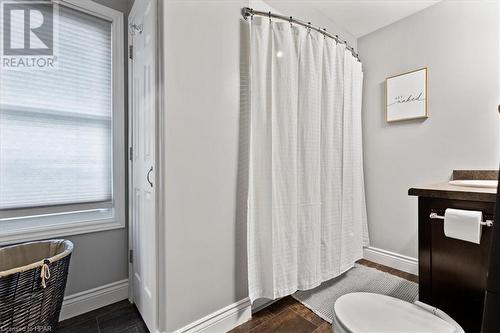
{"left": 409, "top": 173, "right": 497, "bottom": 333}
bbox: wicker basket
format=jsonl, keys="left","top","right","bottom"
{"left": 0, "top": 239, "right": 73, "bottom": 332}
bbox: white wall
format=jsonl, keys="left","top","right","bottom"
{"left": 358, "top": 0, "right": 500, "bottom": 259}
{"left": 160, "top": 1, "right": 354, "bottom": 331}
{"left": 161, "top": 1, "right": 248, "bottom": 331}
{"left": 262, "top": 0, "right": 357, "bottom": 48}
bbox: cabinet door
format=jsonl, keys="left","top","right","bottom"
{"left": 423, "top": 198, "right": 494, "bottom": 333}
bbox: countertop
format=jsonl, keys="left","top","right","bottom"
{"left": 409, "top": 181, "right": 497, "bottom": 202}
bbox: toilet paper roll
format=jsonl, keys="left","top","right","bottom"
{"left": 443, "top": 208, "right": 482, "bottom": 244}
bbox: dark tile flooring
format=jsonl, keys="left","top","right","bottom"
{"left": 58, "top": 259, "right": 417, "bottom": 333}
{"left": 57, "top": 300, "right": 148, "bottom": 333}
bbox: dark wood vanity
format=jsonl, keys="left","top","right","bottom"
{"left": 409, "top": 170, "right": 498, "bottom": 333}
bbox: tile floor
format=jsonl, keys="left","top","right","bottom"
{"left": 57, "top": 300, "right": 148, "bottom": 333}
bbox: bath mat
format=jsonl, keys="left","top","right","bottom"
{"left": 292, "top": 264, "right": 419, "bottom": 323}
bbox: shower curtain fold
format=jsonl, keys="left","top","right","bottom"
{"left": 247, "top": 17, "right": 368, "bottom": 303}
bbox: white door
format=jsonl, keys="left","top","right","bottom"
{"left": 129, "top": 0, "right": 156, "bottom": 331}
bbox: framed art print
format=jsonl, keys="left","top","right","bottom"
{"left": 385, "top": 67, "right": 428, "bottom": 122}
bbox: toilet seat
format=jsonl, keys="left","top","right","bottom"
{"left": 333, "top": 293, "right": 457, "bottom": 333}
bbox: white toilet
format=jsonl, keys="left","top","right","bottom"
{"left": 333, "top": 293, "right": 464, "bottom": 333}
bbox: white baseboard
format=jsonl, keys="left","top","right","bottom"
{"left": 59, "top": 279, "right": 129, "bottom": 321}
{"left": 172, "top": 298, "right": 252, "bottom": 333}
{"left": 363, "top": 246, "right": 418, "bottom": 275}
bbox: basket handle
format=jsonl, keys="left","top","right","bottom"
{"left": 40, "top": 259, "right": 51, "bottom": 288}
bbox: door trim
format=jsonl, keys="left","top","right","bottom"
{"left": 127, "top": 0, "right": 136, "bottom": 306}
{"left": 156, "top": 0, "right": 167, "bottom": 331}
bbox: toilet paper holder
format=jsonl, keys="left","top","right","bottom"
{"left": 429, "top": 212, "right": 494, "bottom": 227}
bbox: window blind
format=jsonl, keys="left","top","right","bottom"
{"left": 0, "top": 6, "right": 113, "bottom": 210}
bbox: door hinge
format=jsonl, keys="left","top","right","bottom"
{"left": 129, "top": 45, "right": 133, "bottom": 60}
{"left": 129, "top": 249, "right": 133, "bottom": 263}
{"left": 129, "top": 147, "right": 133, "bottom": 161}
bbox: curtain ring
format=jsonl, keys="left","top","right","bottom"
{"left": 323, "top": 28, "right": 327, "bottom": 39}
{"left": 268, "top": 11, "right": 271, "bottom": 23}
{"left": 289, "top": 16, "right": 293, "bottom": 27}
{"left": 250, "top": 8, "right": 254, "bottom": 20}
{"left": 307, "top": 22, "right": 311, "bottom": 33}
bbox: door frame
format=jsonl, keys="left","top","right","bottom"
{"left": 156, "top": 0, "right": 167, "bottom": 331}
{"left": 127, "top": 0, "right": 136, "bottom": 307}
{"left": 127, "top": 0, "right": 163, "bottom": 331}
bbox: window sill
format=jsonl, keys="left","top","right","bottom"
{"left": 0, "top": 212, "right": 125, "bottom": 246}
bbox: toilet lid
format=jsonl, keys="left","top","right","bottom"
{"left": 334, "top": 293, "right": 456, "bottom": 333}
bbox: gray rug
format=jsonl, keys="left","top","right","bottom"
{"left": 292, "top": 264, "right": 419, "bottom": 323}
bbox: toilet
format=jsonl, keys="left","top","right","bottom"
{"left": 333, "top": 293, "right": 464, "bottom": 333}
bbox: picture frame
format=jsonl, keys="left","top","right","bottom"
{"left": 385, "top": 67, "right": 428, "bottom": 122}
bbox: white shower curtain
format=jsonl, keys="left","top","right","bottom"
{"left": 247, "top": 17, "right": 369, "bottom": 302}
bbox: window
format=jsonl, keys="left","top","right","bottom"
{"left": 0, "top": 0, "right": 124, "bottom": 244}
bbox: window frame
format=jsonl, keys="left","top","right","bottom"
{"left": 0, "top": 0, "right": 125, "bottom": 245}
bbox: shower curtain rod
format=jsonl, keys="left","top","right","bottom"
{"left": 241, "top": 7, "right": 360, "bottom": 61}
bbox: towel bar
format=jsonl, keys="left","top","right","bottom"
{"left": 429, "top": 212, "right": 494, "bottom": 227}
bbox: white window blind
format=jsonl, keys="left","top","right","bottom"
{"left": 0, "top": 6, "right": 113, "bottom": 211}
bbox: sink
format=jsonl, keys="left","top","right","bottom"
{"left": 448, "top": 180, "right": 498, "bottom": 188}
